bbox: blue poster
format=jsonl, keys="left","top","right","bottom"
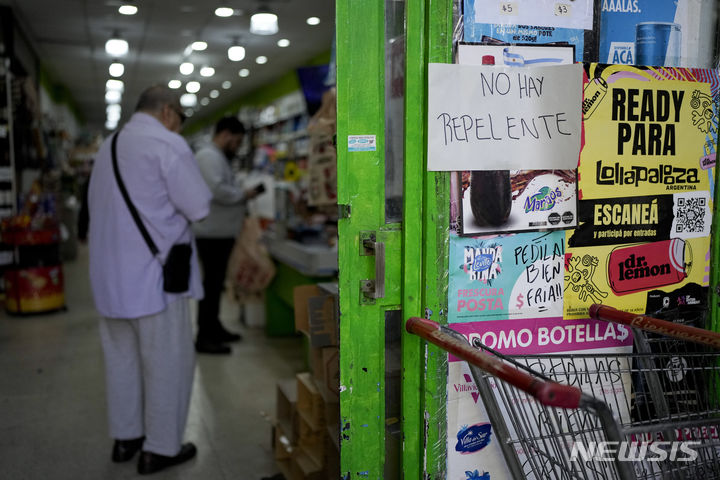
{"left": 463, "top": 0, "right": 586, "bottom": 62}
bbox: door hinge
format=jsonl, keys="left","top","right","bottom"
{"left": 338, "top": 204, "right": 351, "bottom": 219}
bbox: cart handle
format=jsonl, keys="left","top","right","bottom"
{"left": 589, "top": 304, "right": 720, "bottom": 349}
{"left": 406, "top": 317, "right": 583, "bottom": 409}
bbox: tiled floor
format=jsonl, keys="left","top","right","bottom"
{"left": 0, "top": 244, "right": 306, "bottom": 479}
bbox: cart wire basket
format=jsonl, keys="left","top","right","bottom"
{"left": 406, "top": 304, "right": 720, "bottom": 480}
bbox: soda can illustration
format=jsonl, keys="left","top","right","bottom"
{"left": 635, "top": 22, "right": 682, "bottom": 67}
{"left": 608, "top": 238, "right": 689, "bottom": 295}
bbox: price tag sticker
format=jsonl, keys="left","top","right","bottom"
{"left": 554, "top": 3, "right": 572, "bottom": 16}
{"left": 499, "top": 2, "right": 518, "bottom": 15}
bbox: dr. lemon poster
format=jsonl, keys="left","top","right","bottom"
{"left": 565, "top": 63, "right": 718, "bottom": 319}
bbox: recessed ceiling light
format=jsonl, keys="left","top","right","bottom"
{"left": 105, "top": 90, "right": 122, "bottom": 103}
{"left": 185, "top": 109, "right": 194, "bottom": 117}
{"left": 239, "top": 68, "right": 250, "bottom": 77}
{"left": 200, "top": 97, "right": 210, "bottom": 106}
{"left": 109, "top": 62, "right": 124, "bottom": 77}
{"left": 106, "top": 79, "right": 124, "bottom": 91}
{"left": 105, "top": 120, "right": 118, "bottom": 130}
{"left": 118, "top": 5, "right": 137, "bottom": 15}
{"left": 168, "top": 79, "right": 182, "bottom": 89}
{"left": 209, "top": 90, "right": 219, "bottom": 99}
{"left": 306, "top": 17, "right": 320, "bottom": 26}
{"left": 255, "top": 56, "right": 267, "bottom": 64}
{"left": 105, "top": 38, "right": 128, "bottom": 57}
{"left": 179, "top": 62, "right": 194, "bottom": 75}
{"left": 107, "top": 110, "right": 121, "bottom": 122}
{"left": 222, "top": 81, "right": 232, "bottom": 89}
{"left": 107, "top": 104, "right": 121, "bottom": 115}
{"left": 192, "top": 41, "right": 207, "bottom": 51}
{"left": 277, "top": 38, "right": 290, "bottom": 47}
{"left": 228, "top": 45, "right": 245, "bottom": 62}
{"left": 215, "top": 7, "right": 234, "bottom": 17}
{"left": 200, "top": 66, "right": 215, "bottom": 77}
{"left": 186, "top": 81, "right": 201, "bottom": 93}
{"left": 180, "top": 93, "right": 197, "bottom": 107}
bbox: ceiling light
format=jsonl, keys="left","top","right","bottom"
{"left": 200, "top": 97, "right": 210, "bottom": 106}
{"left": 215, "top": 7, "right": 234, "bottom": 17}
{"left": 105, "top": 37, "right": 128, "bottom": 57}
{"left": 118, "top": 5, "right": 138, "bottom": 15}
{"left": 186, "top": 81, "right": 201, "bottom": 93}
{"left": 255, "top": 56, "right": 267, "bottom": 64}
{"left": 209, "top": 90, "right": 219, "bottom": 99}
{"left": 107, "top": 104, "right": 121, "bottom": 115}
{"left": 168, "top": 79, "right": 182, "bottom": 89}
{"left": 192, "top": 41, "right": 207, "bottom": 51}
{"left": 109, "top": 62, "right": 124, "bottom": 77}
{"left": 185, "top": 109, "right": 194, "bottom": 118}
{"left": 107, "top": 110, "right": 121, "bottom": 122}
{"left": 105, "top": 120, "right": 118, "bottom": 130}
{"left": 306, "top": 17, "right": 320, "bottom": 26}
{"left": 250, "top": 10, "right": 278, "bottom": 35}
{"left": 277, "top": 38, "right": 290, "bottom": 47}
{"left": 200, "top": 66, "right": 215, "bottom": 77}
{"left": 239, "top": 68, "right": 250, "bottom": 77}
{"left": 179, "top": 62, "right": 194, "bottom": 75}
{"left": 106, "top": 79, "right": 124, "bottom": 91}
{"left": 222, "top": 81, "right": 232, "bottom": 89}
{"left": 228, "top": 45, "right": 245, "bottom": 62}
{"left": 180, "top": 93, "right": 197, "bottom": 107}
{"left": 105, "top": 90, "right": 122, "bottom": 103}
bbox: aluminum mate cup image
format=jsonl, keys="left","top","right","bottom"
{"left": 608, "top": 238, "right": 689, "bottom": 295}
{"left": 635, "top": 22, "right": 682, "bottom": 66}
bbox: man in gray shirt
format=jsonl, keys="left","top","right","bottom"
{"left": 193, "top": 116, "right": 262, "bottom": 354}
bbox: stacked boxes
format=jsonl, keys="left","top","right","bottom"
{"left": 274, "top": 283, "right": 339, "bottom": 479}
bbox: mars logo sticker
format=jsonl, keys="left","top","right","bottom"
{"left": 608, "top": 239, "right": 689, "bottom": 295}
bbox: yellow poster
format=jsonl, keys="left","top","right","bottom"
{"left": 564, "top": 63, "right": 717, "bottom": 320}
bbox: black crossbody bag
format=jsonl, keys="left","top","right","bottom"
{"left": 111, "top": 131, "right": 192, "bottom": 293}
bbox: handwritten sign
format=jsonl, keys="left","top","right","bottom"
{"left": 427, "top": 63, "right": 582, "bottom": 171}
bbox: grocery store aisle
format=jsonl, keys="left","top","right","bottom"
{"left": 0, "top": 244, "right": 305, "bottom": 480}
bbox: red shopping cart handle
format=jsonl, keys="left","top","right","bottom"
{"left": 589, "top": 304, "right": 720, "bottom": 349}
{"left": 406, "top": 317, "right": 583, "bottom": 409}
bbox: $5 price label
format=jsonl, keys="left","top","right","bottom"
{"left": 499, "top": 2, "right": 518, "bottom": 15}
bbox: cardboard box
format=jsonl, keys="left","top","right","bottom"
{"left": 296, "top": 372, "right": 324, "bottom": 431}
{"left": 293, "top": 285, "right": 322, "bottom": 336}
{"left": 273, "top": 424, "right": 294, "bottom": 461}
{"left": 307, "top": 294, "right": 338, "bottom": 347}
{"left": 298, "top": 413, "right": 325, "bottom": 467}
{"left": 276, "top": 379, "right": 299, "bottom": 443}
{"left": 320, "top": 347, "right": 339, "bottom": 402}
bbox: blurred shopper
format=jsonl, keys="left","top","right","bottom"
{"left": 87, "top": 85, "right": 212, "bottom": 475}
{"left": 192, "top": 116, "right": 262, "bottom": 354}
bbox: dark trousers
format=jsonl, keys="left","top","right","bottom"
{"left": 195, "top": 237, "right": 236, "bottom": 341}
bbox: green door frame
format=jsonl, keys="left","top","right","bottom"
{"left": 336, "top": 0, "right": 454, "bottom": 477}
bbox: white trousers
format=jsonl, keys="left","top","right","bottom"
{"left": 99, "top": 298, "right": 195, "bottom": 456}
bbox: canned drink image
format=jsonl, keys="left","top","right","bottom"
{"left": 608, "top": 238, "right": 689, "bottom": 295}
{"left": 636, "top": 22, "right": 682, "bottom": 66}
{"left": 582, "top": 76, "right": 608, "bottom": 120}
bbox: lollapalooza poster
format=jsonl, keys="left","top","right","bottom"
{"left": 564, "top": 63, "right": 717, "bottom": 319}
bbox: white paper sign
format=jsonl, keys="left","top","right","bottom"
{"left": 427, "top": 63, "right": 582, "bottom": 171}
{"left": 474, "top": 0, "right": 594, "bottom": 30}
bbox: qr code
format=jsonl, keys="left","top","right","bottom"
{"left": 676, "top": 197, "right": 706, "bottom": 233}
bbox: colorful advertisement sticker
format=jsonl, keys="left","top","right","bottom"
{"left": 460, "top": 169, "right": 577, "bottom": 235}
{"left": 563, "top": 233, "right": 710, "bottom": 319}
{"left": 599, "top": 0, "right": 717, "bottom": 68}
{"left": 449, "top": 231, "right": 566, "bottom": 322}
{"left": 578, "top": 63, "right": 718, "bottom": 200}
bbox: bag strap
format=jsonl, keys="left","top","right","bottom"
{"left": 111, "top": 131, "right": 159, "bottom": 257}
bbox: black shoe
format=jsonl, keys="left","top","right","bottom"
{"left": 112, "top": 436, "right": 145, "bottom": 462}
{"left": 195, "top": 339, "right": 232, "bottom": 355}
{"left": 137, "top": 442, "right": 197, "bottom": 475}
{"left": 216, "top": 327, "right": 242, "bottom": 343}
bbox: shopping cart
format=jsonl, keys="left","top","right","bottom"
{"left": 406, "top": 304, "right": 720, "bottom": 480}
